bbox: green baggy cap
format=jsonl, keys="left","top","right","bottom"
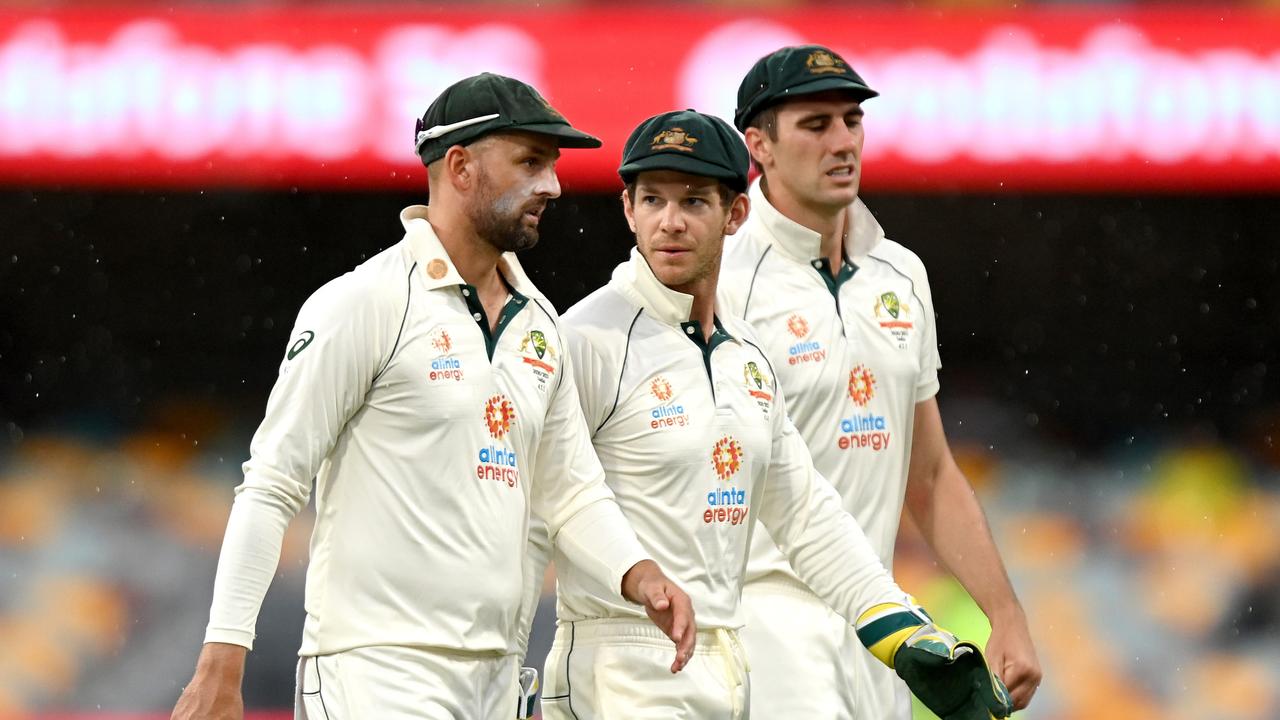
{"left": 734, "top": 45, "right": 878, "bottom": 132}
{"left": 618, "top": 109, "right": 750, "bottom": 193}
{"left": 415, "top": 73, "right": 601, "bottom": 166}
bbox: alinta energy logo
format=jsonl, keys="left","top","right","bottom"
{"left": 649, "top": 375, "right": 689, "bottom": 430}
{"left": 477, "top": 394, "right": 519, "bottom": 488}
{"left": 706, "top": 435, "right": 749, "bottom": 526}
{"left": 786, "top": 314, "right": 825, "bottom": 366}
{"left": 429, "top": 328, "right": 464, "bottom": 382}
{"left": 837, "top": 366, "right": 890, "bottom": 451}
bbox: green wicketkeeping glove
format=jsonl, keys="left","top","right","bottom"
{"left": 856, "top": 601, "right": 1013, "bottom": 720}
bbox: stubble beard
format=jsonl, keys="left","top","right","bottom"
{"left": 470, "top": 168, "right": 542, "bottom": 253}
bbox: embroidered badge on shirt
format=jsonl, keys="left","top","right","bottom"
{"left": 873, "top": 291, "right": 915, "bottom": 349}
{"left": 519, "top": 330, "right": 557, "bottom": 391}
{"left": 743, "top": 361, "right": 774, "bottom": 416}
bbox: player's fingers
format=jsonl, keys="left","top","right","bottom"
{"left": 1003, "top": 664, "right": 1040, "bottom": 710}
{"left": 644, "top": 582, "right": 671, "bottom": 612}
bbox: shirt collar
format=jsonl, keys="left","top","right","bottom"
{"left": 609, "top": 247, "right": 696, "bottom": 327}
{"left": 746, "top": 178, "right": 886, "bottom": 264}
{"left": 400, "top": 204, "right": 543, "bottom": 298}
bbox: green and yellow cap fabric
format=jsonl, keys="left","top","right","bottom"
{"left": 734, "top": 45, "right": 878, "bottom": 132}
{"left": 618, "top": 109, "right": 750, "bottom": 193}
{"left": 415, "top": 73, "right": 601, "bottom": 166}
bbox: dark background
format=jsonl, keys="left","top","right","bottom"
{"left": 4, "top": 189, "right": 1277, "bottom": 453}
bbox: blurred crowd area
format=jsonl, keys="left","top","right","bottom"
{"left": 1, "top": 394, "right": 1277, "bottom": 720}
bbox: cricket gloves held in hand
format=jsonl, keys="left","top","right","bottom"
{"left": 856, "top": 600, "right": 1013, "bottom": 720}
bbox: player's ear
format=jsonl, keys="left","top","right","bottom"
{"left": 621, "top": 188, "right": 638, "bottom": 233}
{"left": 724, "top": 192, "right": 750, "bottom": 235}
{"left": 443, "top": 145, "right": 474, "bottom": 190}
{"left": 743, "top": 127, "right": 771, "bottom": 171}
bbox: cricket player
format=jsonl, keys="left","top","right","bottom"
{"left": 719, "top": 46, "right": 1042, "bottom": 718}
{"left": 170, "top": 73, "right": 695, "bottom": 720}
{"left": 529, "top": 109, "right": 1012, "bottom": 720}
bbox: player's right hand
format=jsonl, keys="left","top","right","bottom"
{"left": 621, "top": 559, "right": 697, "bottom": 673}
{"left": 856, "top": 601, "right": 1013, "bottom": 720}
{"left": 171, "top": 642, "right": 247, "bottom": 720}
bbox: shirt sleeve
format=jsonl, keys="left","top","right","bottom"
{"left": 755, "top": 383, "right": 911, "bottom": 625}
{"left": 204, "top": 274, "right": 392, "bottom": 648}
{"left": 913, "top": 258, "right": 941, "bottom": 402}
{"left": 512, "top": 515, "right": 551, "bottom": 659}
{"left": 529, "top": 324, "right": 650, "bottom": 602}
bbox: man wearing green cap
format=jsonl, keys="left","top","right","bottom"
{"left": 171, "top": 73, "right": 694, "bottom": 720}
{"left": 526, "top": 109, "right": 1012, "bottom": 720}
{"left": 720, "top": 45, "right": 1042, "bottom": 719}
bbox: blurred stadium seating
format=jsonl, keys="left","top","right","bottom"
{"left": 1, "top": 393, "right": 1276, "bottom": 718}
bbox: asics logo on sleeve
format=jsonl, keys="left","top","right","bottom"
{"left": 287, "top": 331, "right": 315, "bottom": 360}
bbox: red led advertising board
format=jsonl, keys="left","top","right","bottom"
{"left": 1, "top": 7, "right": 1277, "bottom": 191}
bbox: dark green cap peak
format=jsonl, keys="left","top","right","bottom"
{"left": 619, "top": 109, "right": 749, "bottom": 193}
{"left": 734, "top": 45, "right": 878, "bottom": 132}
{"left": 415, "top": 73, "right": 601, "bottom": 166}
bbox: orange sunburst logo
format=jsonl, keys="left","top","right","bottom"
{"left": 650, "top": 376, "right": 674, "bottom": 402}
{"left": 848, "top": 365, "right": 877, "bottom": 407}
{"left": 483, "top": 394, "right": 516, "bottom": 439}
{"left": 786, "top": 314, "right": 810, "bottom": 338}
{"left": 711, "top": 436, "right": 744, "bottom": 481}
{"left": 431, "top": 328, "right": 452, "bottom": 354}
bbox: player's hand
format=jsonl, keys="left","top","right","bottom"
{"left": 171, "top": 642, "right": 247, "bottom": 720}
{"left": 857, "top": 601, "right": 1012, "bottom": 720}
{"left": 984, "top": 608, "right": 1041, "bottom": 710}
{"left": 622, "top": 559, "right": 697, "bottom": 673}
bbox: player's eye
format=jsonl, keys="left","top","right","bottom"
{"left": 641, "top": 195, "right": 661, "bottom": 205}
{"left": 682, "top": 196, "right": 708, "bottom": 208}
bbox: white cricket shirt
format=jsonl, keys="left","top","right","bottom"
{"left": 720, "top": 181, "right": 942, "bottom": 579}
{"left": 551, "top": 249, "right": 908, "bottom": 631}
{"left": 204, "top": 205, "right": 648, "bottom": 656}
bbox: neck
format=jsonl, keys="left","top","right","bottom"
{"left": 761, "top": 176, "right": 848, "bottom": 267}
{"left": 671, "top": 275, "right": 718, "bottom": 340}
{"left": 426, "top": 201, "right": 504, "bottom": 293}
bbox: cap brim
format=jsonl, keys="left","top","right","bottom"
{"left": 619, "top": 153, "right": 746, "bottom": 191}
{"left": 774, "top": 76, "right": 878, "bottom": 104}
{"left": 511, "top": 122, "right": 603, "bottom": 149}
{"left": 737, "top": 76, "right": 878, "bottom": 130}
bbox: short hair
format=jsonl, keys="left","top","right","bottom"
{"left": 624, "top": 181, "right": 738, "bottom": 209}
{"left": 745, "top": 105, "right": 779, "bottom": 174}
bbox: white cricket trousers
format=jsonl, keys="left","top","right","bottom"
{"left": 541, "top": 618, "right": 751, "bottom": 719}
{"left": 294, "top": 645, "right": 519, "bottom": 720}
{"left": 741, "top": 577, "right": 911, "bottom": 720}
